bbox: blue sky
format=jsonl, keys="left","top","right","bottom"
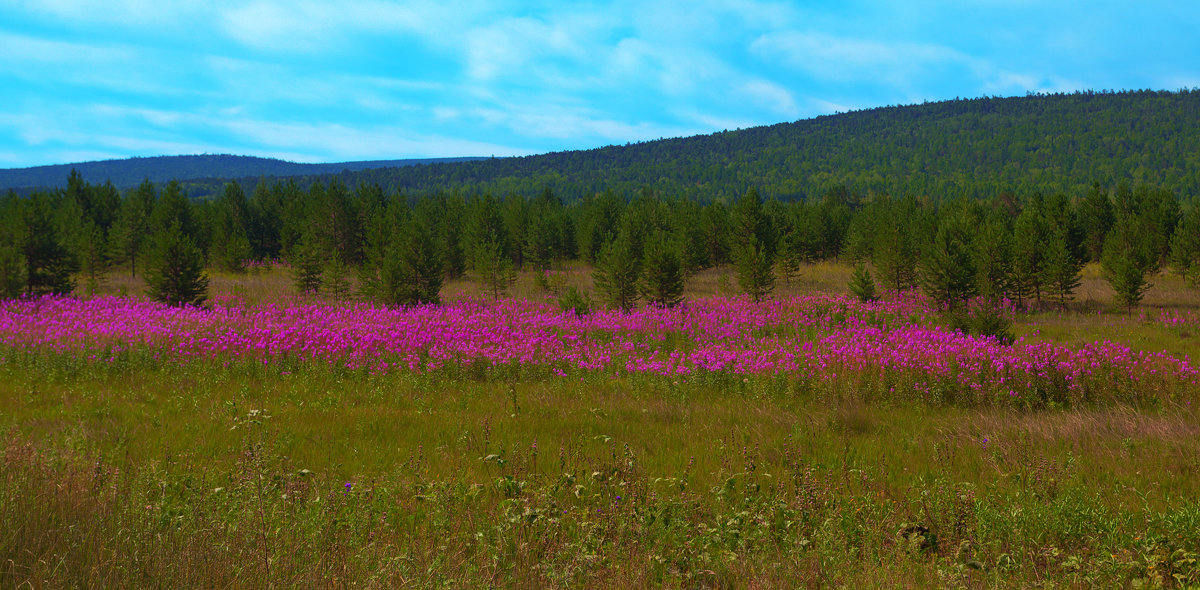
{"left": 1, "top": 0, "right": 1198, "bottom": 168}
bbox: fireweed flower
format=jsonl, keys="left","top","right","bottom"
{"left": 0, "top": 294, "right": 1195, "bottom": 404}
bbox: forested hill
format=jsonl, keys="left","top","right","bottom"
{"left": 0, "top": 154, "right": 485, "bottom": 191}
{"left": 175, "top": 89, "right": 1200, "bottom": 203}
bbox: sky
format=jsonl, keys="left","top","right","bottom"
{"left": 1, "top": 0, "right": 1198, "bottom": 169}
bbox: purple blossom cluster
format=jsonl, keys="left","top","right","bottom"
{"left": 1, "top": 294, "right": 1195, "bottom": 403}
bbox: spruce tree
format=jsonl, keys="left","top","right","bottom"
{"left": 290, "top": 234, "right": 325, "bottom": 295}
{"left": 22, "top": 196, "right": 76, "bottom": 296}
{"left": 972, "top": 215, "right": 1013, "bottom": 302}
{"left": 1168, "top": 205, "right": 1200, "bottom": 285}
{"left": 920, "top": 216, "right": 977, "bottom": 307}
{"left": 1010, "top": 201, "right": 1047, "bottom": 306}
{"left": 379, "top": 219, "right": 443, "bottom": 306}
{"left": 734, "top": 236, "right": 775, "bottom": 303}
{"left": 322, "top": 255, "right": 352, "bottom": 301}
{"left": 593, "top": 230, "right": 641, "bottom": 312}
{"left": 640, "top": 235, "right": 685, "bottom": 307}
{"left": 474, "top": 240, "right": 515, "bottom": 300}
{"left": 847, "top": 262, "right": 878, "bottom": 302}
{"left": 1042, "top": 228, "right": 1084, "bottom": 309}
{"left": 1101, "top": 217, "right": 1153, "bottom": 313}
{"left": 145, "top": 222, "right": 208, "bottom": 307}
{"left": 0, "top": 245, "right": 26, "bottom": 299}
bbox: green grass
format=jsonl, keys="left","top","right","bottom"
{"left": 3, "top": 263, "right": 1200, "bottom": 588}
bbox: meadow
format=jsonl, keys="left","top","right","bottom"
{"left": 2, "top": 264, "right": 1199, "bottom": 589}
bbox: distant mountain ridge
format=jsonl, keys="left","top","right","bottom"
{"left": 0, "top": 154, "right": 486, "bottom": 191}
{"left": 6, "top": 90, "right": 1200, "bottom": 203}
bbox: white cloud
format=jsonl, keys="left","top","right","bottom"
{"left": 751, "top": 31, "right": 967, "bottom": 83}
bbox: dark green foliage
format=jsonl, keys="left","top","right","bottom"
{"left": 209, "top": 182, "right": 253, "bottom": 273}
{"left": 848, "top": 262, "right": 877, "bottom": 303}
{"left": 1079, "top": 183, "right": 1114, "bottom": 263}
{"left": 865, "top": 197, "right": 920, "bottom": 292}
{"left": 473, "top": 241, "right": 514, "bottom": 301}
{"left": 0, "top": 245, "right": 26, "bottom": 299}
{"left": 734, "top": 237, "right": 775, "bottom": 303}
{"left": 920, "top": 214, "right": 977, "bottom": 307}
{"left": 640, "top": 235, "right": 685, "bottom": 308}
{"left": 378, "top": 218, "right": 443, "bottom": 306}
{"left": 0, "top": 155, "right": 484, "bottom": 191}
{"left": 290, "top": 235, "right": 325, "bottom": 295}
{"left": 145, "top": 222, "right": 208, "bottom": 307}
{"left": 946, "top": 304, "right": 1015, "bottom": 345}
{"left": 322, "top": 256, "right": 352, "bottom": 301}
{"left": 593, "top": 230, "right": 641, "bottom": 312}
{"left": 1042, "top": 229, "right": 1084, "bottom": 309}
{"left": 1010, "top": 200, "right": 1048, "bottom": 305}
{"left": 972, "top": 214, "right": 1012, "bottom": 302}
{"left": 731, "top": 189, "right": 776, "bottom": 302}
{"left": 1101, "top": 217, "right": 1154, "bottom": 312}
{"left": 1168, "top": 205, "right": 1200, "bottom": 285}
{"left": 79, "top": 91, "right": 1200, "bottom": 207}
{"left": 558, "top": 286, "right": 593, "bottom": 317}
{"left": 20, "top": 196, "right": 76, "bottom": 296}
{"left": 109, "top": 179, "right": 155, "bottom": 277}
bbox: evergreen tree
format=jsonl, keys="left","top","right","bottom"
{"left": 640, "top": 235, "right": 685, "bottom": 307}
{"left": 210, "top": 182, "right": 253, "bottom": 273}
{"left": 1079, "top": 183, "right": 1114, "bottom": 263}
{"left": 145, "top": 222, "right": 208, "bottom": 307}
{"left": 21, "top": 196, "right": 76, "bottom": 296}
{"left": 972, "top": 214, "right": 1013, "bottom": 302}
{"left": 1101, "top": 217, "right": 1154, "bottom": 313}
{"left": 322, "top": 255, "right": 352, "bottom": 301}
{"left": 871, "top": 202, "right": 919, "bottom": 292}
{"left": 379, "top": 218, "right": 444, "bottom": 306}
{"left": 1168, "top": 205, "right": 1200, "bottom": 285}
{"left": 593, "top": 228, "right": 641, "bottom": 311}
{"left": 290, "top": 234, "right": 325, "bottom": 295}
{"left": 1042, "top": 228, "right": 1084, "bottom": 309}
{"left": 920, "top": 215, "right": 977, "bottom": 307}
{"left": 1010, "top": 200, "right": 1047, "bottom": 305}
{"left": 847, "top": 262, "right": 878, "bottom": 302}
{"left": 109, "top": 179, "right": 155, "bottom": 277}
{"left": 0, "top": 245, "right": 26, "bottom": 299}
{"left": 734, "top": 236, "right": 775, "bottom": 302}
{"left": 474, "top": 240, "right": 515, "bottom": 300}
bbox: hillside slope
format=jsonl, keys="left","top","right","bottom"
{"left": 0, "top": 154, "right": 485, "bottom": 191}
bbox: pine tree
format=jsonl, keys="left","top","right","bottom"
{"left": 474, "top": 240, "right": 515, "bottom": 300}
{"left": 379, "top": 218, "right": 443, "bottom": 306}
{"left": 145, "top": 222, "right": 208, "bottom": 307}
{"left": 1101, "top": 217, "right": 1153, "bottom": 313}
{"left": 640, "top": 235, "right": 685, "bottom": 307}
{"left": 734, "top": 236, "right": 775, "bottom": 303}
{"left": 593, "top": 230, "right": 641, "bottom": 312}
{"left": 972, "top": 215, "right": 1013, "bottom": 302}
{"left": 109, "top": 179, "right": 155, "bottom": 277}
{"left": 1079, "top": 183, "right": 1114, "bottom": 263}
{"left": 1168, "top": 205, "right": 1200, "bottom": 285}
{"left": 290, "top": 234, "right": 325, "bottom": 295}
{"left": 0, "top": 245, "right": 26, "bottom": 299}
{"left": 322, "top": 255, "right": 352, "bottom": 301}
{"left": 1010, "top": 201, "right": 1047, "bottom": 306}
{"left": 847, "top": 262, "right": 878, "bottom": 302}
{"left": 920, "top": 216, "right": 977, "bottom": 307}
{"left": 21, "top": 196, "right": 76, "bottom": 296}
{"left": 1042, "top": 228, "right": 1084, "bottom": 309}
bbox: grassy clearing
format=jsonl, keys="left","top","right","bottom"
{"left": 2, "top": 262, "right": 1199, "bottom": 588}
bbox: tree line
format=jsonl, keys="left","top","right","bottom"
{"left": 1, "top": 171, "right": 1197, "bottom": 313}
{"left": 161, "top": 90, "right": 1200, "bottom": 206}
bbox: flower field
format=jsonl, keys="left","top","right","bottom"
{"left": 3, "top": 294, "right": 1195, "bottom": 407}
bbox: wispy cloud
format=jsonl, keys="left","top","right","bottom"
{"left": 1, "top": 0, "right": 1198, "bottom": 168}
